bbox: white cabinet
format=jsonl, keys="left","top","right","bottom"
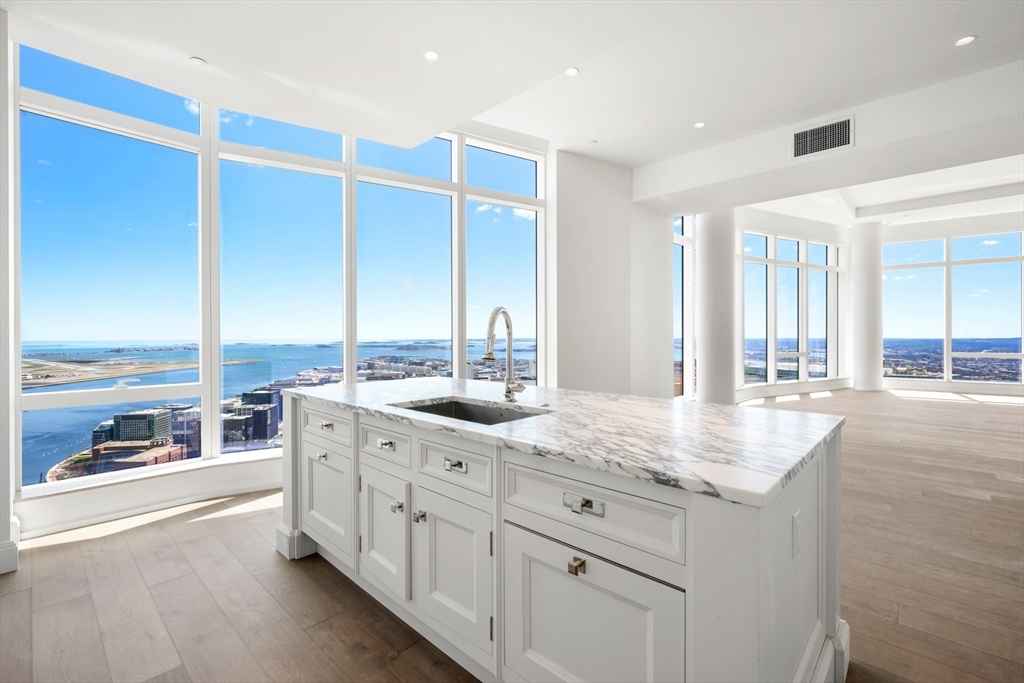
{"left": 412, "top": 486, "right": 493, "bottom": 654}
{"left": 359, "top": 463, "right": 411, "bottom": 600}
{"left": 503, "top": 523, "right": 685, "bottom": 683}
{"left": 299, "top": 436, "right": 354, "bottom": 562}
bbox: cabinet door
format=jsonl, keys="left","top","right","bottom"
{"left": 503, "top": 523, "right": 685, "bottom": 683}
{"left": 300, "top": 439, "right": 353, "bottom": 561}
{"left": 413, "top": 487, "right": 493, "bottom": 654}
{"left": 359, "top": 464, "right": 411, "bottom": 600}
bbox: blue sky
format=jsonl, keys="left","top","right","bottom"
{"left": 19, "top": 45, "right": 537, "bottom": 345}
{"left": 17, "top": 45, "right": 1022, "bottom": 346}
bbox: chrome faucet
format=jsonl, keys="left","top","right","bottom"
{"left": 481, "top": 306, "right": 525, "bottom": 402}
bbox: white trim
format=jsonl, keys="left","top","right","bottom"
{"left": 452, "top": 132, "right": 468, "bottom": 380}
{"left": 20, "top": 87, "right": 199, "bottom": 152}
{"left": 21, "top": 382, "right": 203, "bottom": 411}
{"left": 14, "top": 450, "right": 282, "bottom": 539}
{"left": 882, "top": 377, "right": 1024, "bottom": 397}
{"left": 221, "top": 141, "right": 346, "bottom": 178}
{"left": 737, "top": 377, "right": 853, "bottom": 402}
{"left": 343, "top": 134, "right": 357, "bottom": 383}
{"left": 465, "top": 186, "right": 544, "bottom": 210}
{"left": 200, "top": 102, "right": 221, "bottom": 460}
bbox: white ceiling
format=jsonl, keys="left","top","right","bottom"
{"left": 2, "top": 1, "right": 1022, "bottom": 167}
{"left": 476, "top": 1, "right": 1024, "bottom": 167}
{"left": 0, "top": 1, "right": 669, "bottom": 147}
{"left": 750, "top": 155, "right": 1024, "bottom": 227}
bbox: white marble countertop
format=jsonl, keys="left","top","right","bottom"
{"left": 285, "top": 378, "right": 844, "bottom": 508}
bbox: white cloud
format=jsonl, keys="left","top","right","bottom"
{"left": 246, "top": 116, "right": 254, "bottom": 128}
{"left": 475, "top": 203, "right": 492, "bottom": 213}
{"left": 907, "top": 274, "right": 915, "bottom": 279}
{"left": 512, "top": 208, "right": 535, "bottom": 220}
{"left": 183, "top": 99, "right": 200, "bottom": 116}
{"left": 37, "top": 159, "right": 51, "bottom": 165}
{"left": 33, "top": 199, "right": 43, "bottom": 204}
{"left": 187, "top": 222, "right": 198, "bottom": 228}
{"left": 893, "top": 276, "right": 904, "bottom": 281}
{"left": 882, "top": 274, "right": 887, "bottom": 280}
{"left": 744, "top": 247, "right": 752, "bottom": 253}
{"left": 982, "top": 240, "right": 1000, "bottom": 246}
{"left": 220, "top": 110, "right": 240, "bottom": 125}
{"left": 493, "top": 206, "right": 503, "bottom": 213}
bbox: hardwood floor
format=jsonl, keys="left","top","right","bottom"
{"left": 755, "top": 388, "right": 1024, "bottom": 683}
{"left": 0, "top": 490, "right": 477, "bottom": 683}
{"left": 0, "top": 388, "right": 1019, "bottom": 682}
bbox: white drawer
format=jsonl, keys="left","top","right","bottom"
{"left": 359, "top": 418, "right": 412, "bottom": 468}
{"left": 504, "top": 463, "right": 686, "bottom": 565}
{"left": 418, "top": 438, "right": 493, "bottom": 497}
{"left": 301, "top": 404, "right": 352, "bottom": 447}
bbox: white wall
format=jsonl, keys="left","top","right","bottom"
{"left": 553, "top": 150, "right": 673, "bottom": 398}
{"left": 630, "top": 202, "right": 673, "bottom": 398}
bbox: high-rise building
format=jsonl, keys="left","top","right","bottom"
{"left": 92, "top": 420, "right": 114, "bottom": 447}
{"left": 114, "top": 408, "right": 171, "bottom": 441}
{"left": 250, "top": 404, "right": 278, "bottom": 440}
{"left": 171, "top": 407, "right": 202, "bottom": 456}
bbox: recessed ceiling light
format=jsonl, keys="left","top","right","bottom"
{"left": 693, "top": 122, "right": 705, "bottom": 129}
{"left": 954, "top": 35, "right": 976, "bottom": 47}
{"left": 565, "top": 67, "right": 580, "bottom": 77}
{"left": 189, "top": 56, "right": 207, "bottom": 65}
{"left": 589, "top": 140, "right": 598, "bottom": 145}
{"left": 424, "top": 50, "right": 440, "bottom": 61}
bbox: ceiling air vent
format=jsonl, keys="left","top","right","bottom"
{"left": 793, "top": 118, "right": 852, "bottom": 157}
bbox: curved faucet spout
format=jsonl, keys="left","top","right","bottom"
{"left": 483, "top": 306, "right": 524, "bottom": 402}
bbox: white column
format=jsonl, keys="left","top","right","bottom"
{"left": 851, "top": 222, "right": 884, "bottom": 391}
{"left": 0, "top": 9, "right": 19, "bottom": 574}
{"left": 696, "top": 209, "right": 737, "bottom": 404}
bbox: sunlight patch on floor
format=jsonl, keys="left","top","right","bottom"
{"left": 963, "top": 394, "right": 1024, "bottom": 405}
{"left": 810, "top": 391, "right": 833, "bottom": 399}
{"left": 775, "top": 394, "right": 801, "bottom": 403}
{"left": 738, "top": 398, "right": 764, "bottom": 406}
{"left": 888, "top": 389, "right": 971, "bottom": 402}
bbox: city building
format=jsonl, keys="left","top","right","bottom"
{"left": 0, "top": 3, "right": 1021, "bottom": 682}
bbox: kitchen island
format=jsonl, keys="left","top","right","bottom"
{"left": 277, "top": 377, "right": 847, "bottom": 683}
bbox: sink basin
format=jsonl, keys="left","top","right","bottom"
{"left": 390, "top": 398, "right": 552, "bottom": 425}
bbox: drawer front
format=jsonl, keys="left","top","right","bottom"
{"left": 504, "top": 464, "right": 686, "bottom": 564}
{"left": 503, "top": 523, "right": 685, "bottom": 683}
{"left": 359, "top": 419, "right": 412, "bottom": 468}
{"left": 301, "top": 404, "right": 352, "bottom": 446}
{"left": 418, "top": 438, "right": 493, "bottom": 497}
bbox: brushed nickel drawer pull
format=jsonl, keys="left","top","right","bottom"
{"left": 562, "top": 492, "right": 605, "bottom": 518}
{"left": 319, "top": 420, "right": 334, "bottom": 431}
{"left": 377, "top": 438, "right": 396, "bottom": 451}
{"left": 413, "top": 510, "right": 426, "bottom": 523}
{"left": 315, "top": 452, "right": 328, "bottom": 462}
{"left": 443, "top": 456, "right": 468, "bottom": 474}
{"left": 390, "top": 500, "right": 404, "bottom": 513}
{"left": 567, "top": 556, "right": 586, "bottom": 576}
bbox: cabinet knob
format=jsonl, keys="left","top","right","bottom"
{"left": 390, "top": 500, "right": 404, "bottom": 513}
{"left": 319, "top": 421, "right": 334, "bottom": 431}
{"left": 315, "top": 452, "right": 328, "bottom": 462}
{"left": 413, "top": 510, "right": 427, "bottom": 523}
{"left": 567, "top": 556, "right": 587, "bottom": 576}
{"left": 377, "top": 438, "right": 396, "bottom": 451}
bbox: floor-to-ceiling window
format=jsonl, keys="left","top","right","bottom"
{"left": 883, "top": 232, "right": 1022, "bottom": 384}
{"left": 741, "top": 231, "right": 838, "bottom": 387}
{"left": 11, "top": 45, "right": 545, "bottom": 490}
{"left": 672, "top": 216, "right": 695, "bottom": 397}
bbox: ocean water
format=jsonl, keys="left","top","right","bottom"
{"left": 20, "top": 340, "right": 536, "bottom": 486}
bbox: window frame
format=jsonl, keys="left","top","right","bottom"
{"left": 740, "top": 232, "right": 839, "bottom": 388}
{"left": 882, "top": 232, "right": 1024, "bottom": 385}
{"left": 8, "top": 44, "right": 547, "bottom": 495}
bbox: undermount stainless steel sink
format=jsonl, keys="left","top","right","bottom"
{"left": 390, "top": 398, "right": 552, "bottom": 425}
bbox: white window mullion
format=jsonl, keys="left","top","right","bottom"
{"left": 944, "top": 237, "right": 953, "bottom": 382}
{"left": 199, "top": 103, "right": 221, "bottom": 459}
{"left": 767, "top": 237, "right": 777, "bottom": 385}
{"left": 452, "top": 133, "right": 468, "bottom": 380}
{"left": 343, "top": 135, "right": 358, "bottom": 383}
{"left": 799, "top": 241, "right": 809, "bottom": 382}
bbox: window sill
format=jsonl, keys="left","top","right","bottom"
{"left": 18, "top": 448, "right": 282, "bottom": 502}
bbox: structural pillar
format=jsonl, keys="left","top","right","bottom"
{"left": 696, "top": 209, "right": 737, "bottom": 404}
{"left": 851, "top": 222, "right": 884, "bottom": 390}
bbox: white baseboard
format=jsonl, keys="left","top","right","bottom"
{"left": 0, "top": 539, "right": 19, "bottom": 574}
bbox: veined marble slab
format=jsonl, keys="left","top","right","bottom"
{"left": 285, "top": 378, "right": 844, "bottom": 508}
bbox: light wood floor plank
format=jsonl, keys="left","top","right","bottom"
{"left": 0, "top": 548, "right": 32, "bottom": 597}
{"left": 32, "top": 593, "right": 112, "bottom": 683}
{"left": 79, "top": 533, "right": 182, "bottom": 683}
{"left": 123, "top": 523, "right": 194, "bottom": 588}
{"left": 30, "top": 542, "right": 90, "bottom": 612}
{"left": 176, "top": 534, "right": 342, "bottom": 682}
{"left": 145, "top": 665, "right": 192, "bottom": 683}
{"left": 149, "top": 572, "right": 268, "bottom": 683}
{"left": 0, "top": 588, "right": 33, "bottom": 683}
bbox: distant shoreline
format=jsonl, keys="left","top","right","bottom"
{"left": 22, "top": 359, "right": 259, "bottom": 389}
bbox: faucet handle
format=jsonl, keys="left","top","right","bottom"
{"left": 509, "top": 381, "right": 525, "bottom": 393}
